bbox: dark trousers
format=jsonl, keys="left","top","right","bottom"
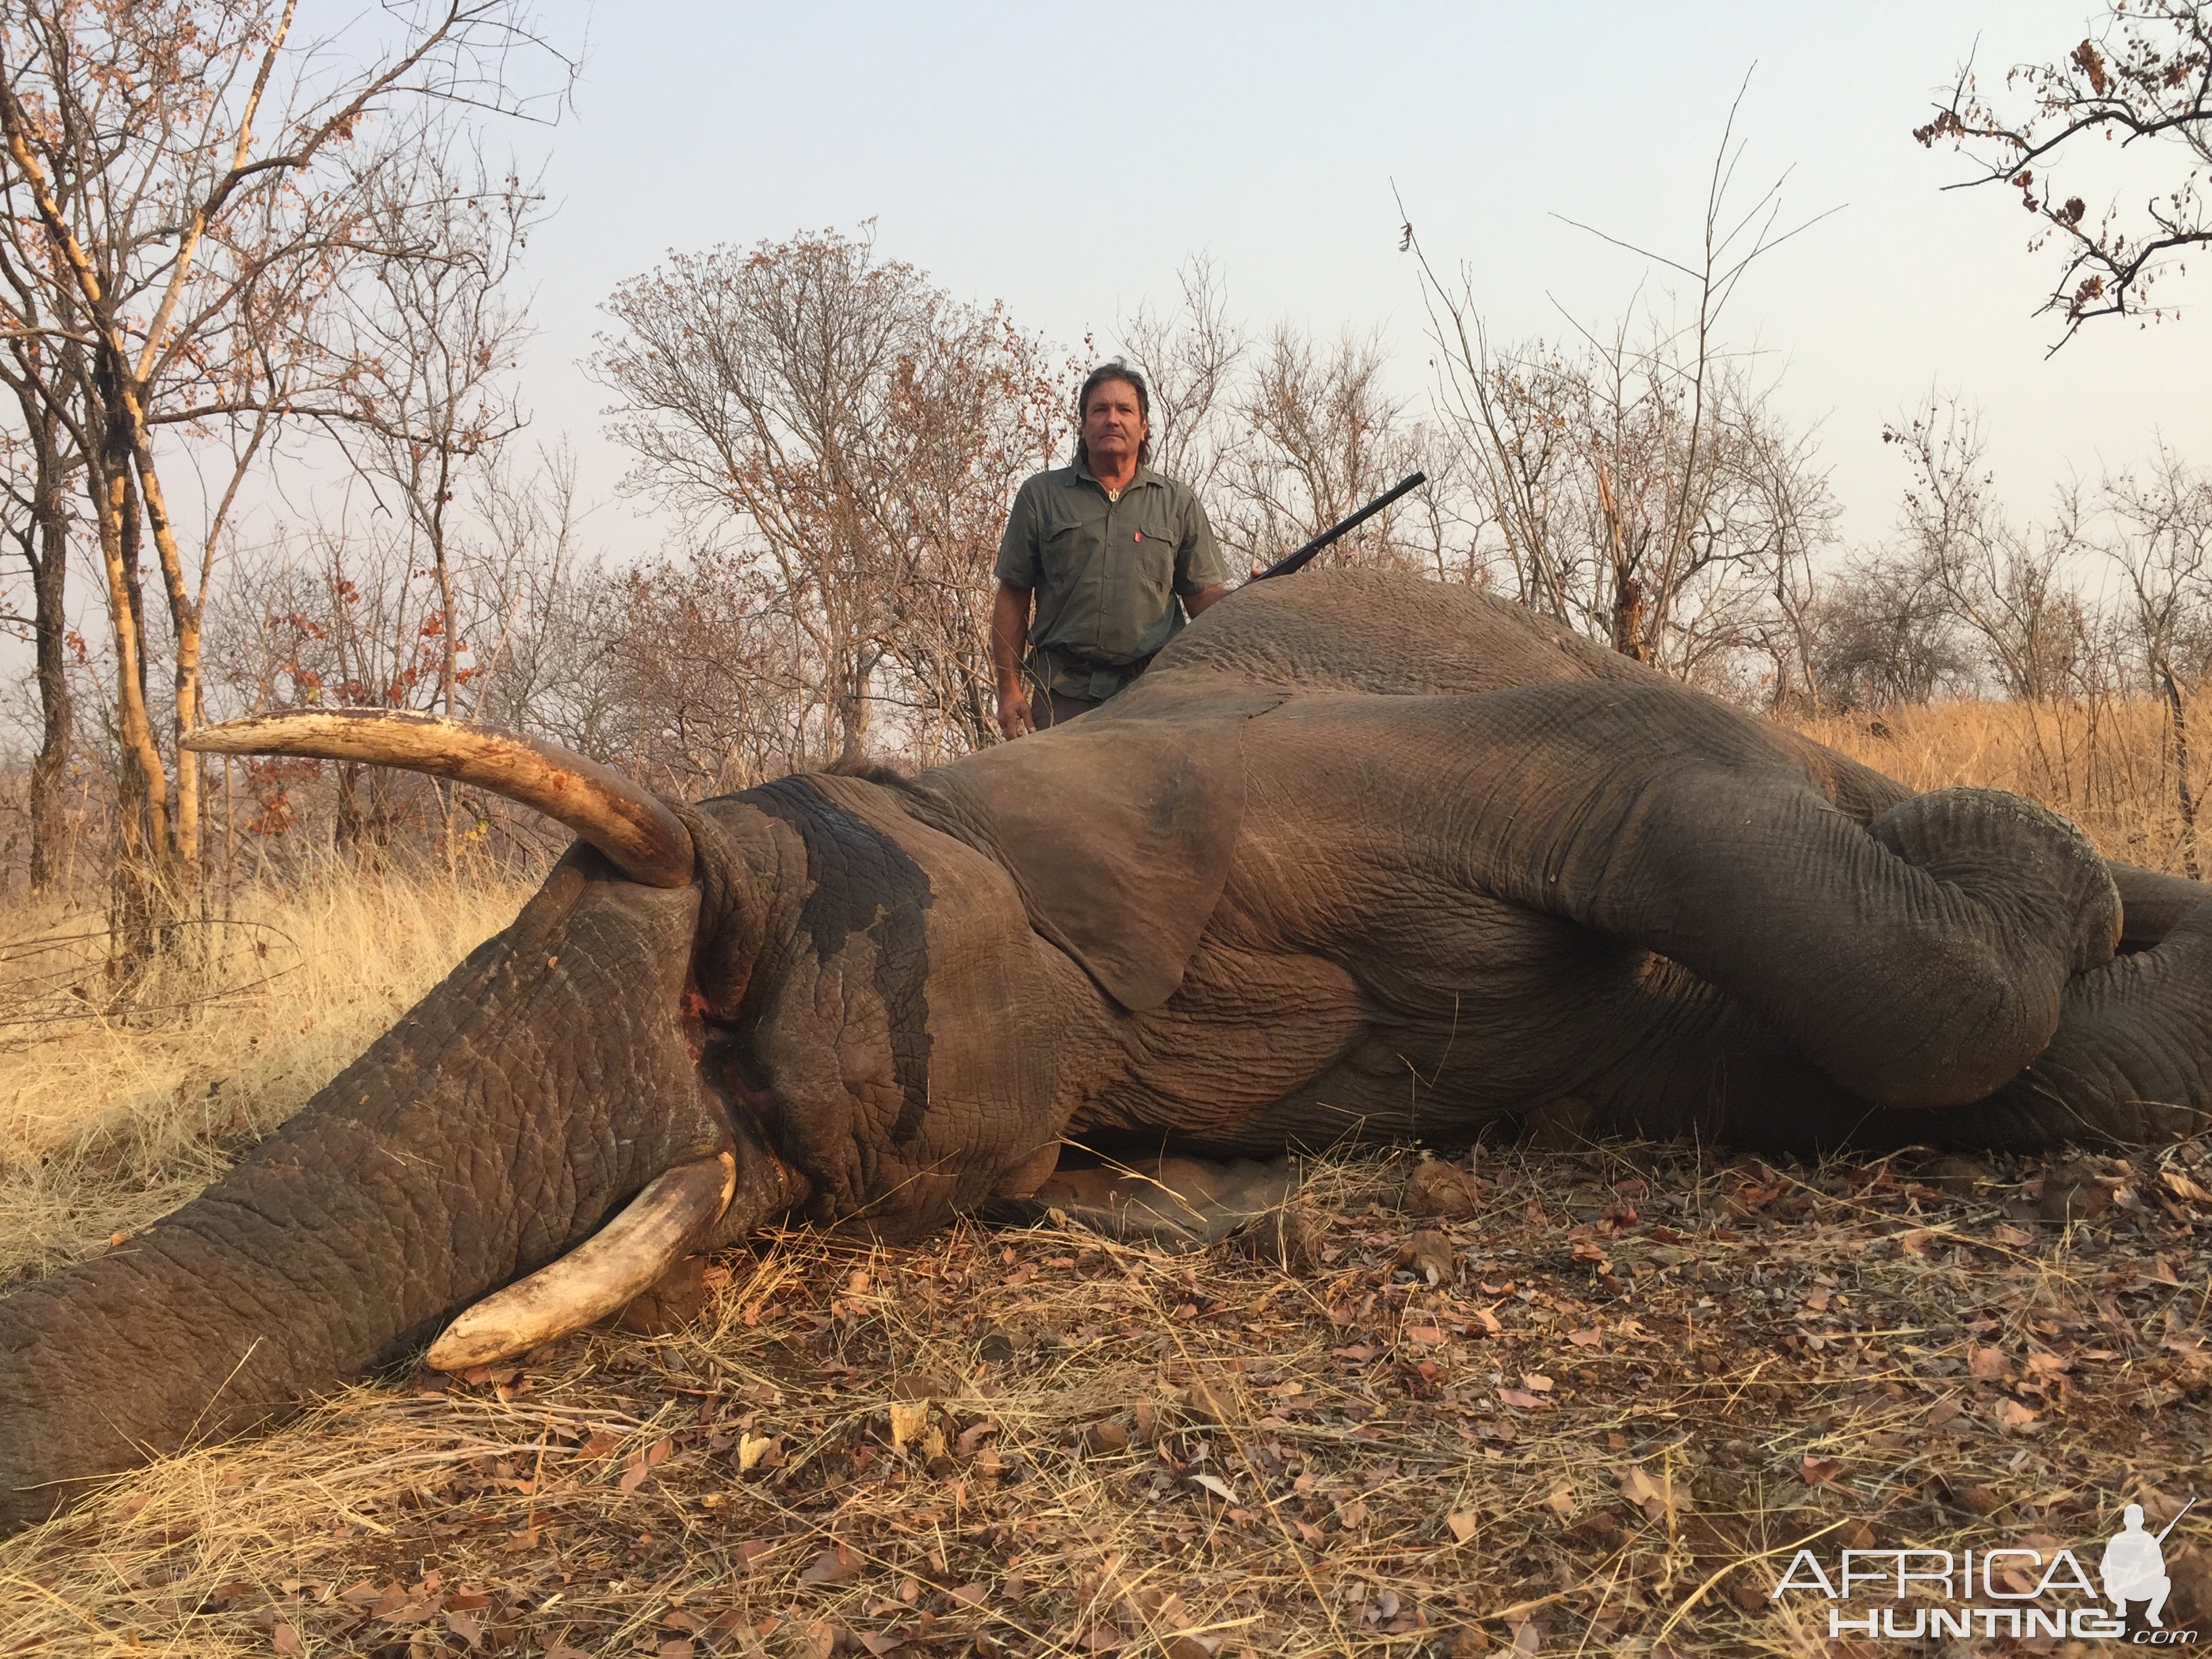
{"left": 1032, "top": 687, "right": 1103, "bottom": 729}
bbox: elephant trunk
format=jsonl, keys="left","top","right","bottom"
{"left": 0, "top": 856, "right": 758, "bottom": 1534}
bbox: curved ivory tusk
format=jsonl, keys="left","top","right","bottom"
{"left": 183, "top": 710, "right": 693, "bottom": 887}
{"left": 426, "top": 1153, "right": 737, "bottom": 1371}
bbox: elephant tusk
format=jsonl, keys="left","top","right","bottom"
{"left": 182, "top": 710, "right": 693, "bottom": 888}
{"left": 426, "top": 1152, "right": 737, "bottom": 1371}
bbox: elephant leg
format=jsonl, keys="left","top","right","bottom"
{"left": 1269, "top": 691, "right": 2121, "bottom": 1113}
{"left": 984, "top": 1151, "right": 1298, "bottom": 1249}
{"left": 2106, "top": 858, "right": 2211, "bottom": 950}
{"left": 1564, "top": 779, "right": 2124, "bottom": 1111}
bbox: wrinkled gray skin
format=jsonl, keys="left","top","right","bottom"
{"left": 3, "top": 571, "right": 2207, "bottom": 1531}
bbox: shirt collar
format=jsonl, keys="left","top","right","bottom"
{"left": 1073, "top": 458, "right": 1156, "bottom": 493}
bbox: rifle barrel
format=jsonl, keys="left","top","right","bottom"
{"left": 1248, "top": 471, "right": 1427, "bottom": 582}
{"left": 2154, "top": 1496, "right": 2195, "bottom": 1544}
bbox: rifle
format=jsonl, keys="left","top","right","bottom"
{"left": 1246, "top": 471, "right": 1428, "bottom": 582}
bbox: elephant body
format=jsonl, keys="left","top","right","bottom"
{"left": 3, "top": 569, "right": 2206, "bottom": 1530}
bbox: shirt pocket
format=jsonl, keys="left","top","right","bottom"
{"left": 1126, "top": 510, "right": 1181, "bottom": 597}
{"left": 1038, "top": 514, "right": 1094, "bottom": 594}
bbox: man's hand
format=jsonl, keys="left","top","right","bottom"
{"left": 990, "top": 578, "right": 1034, "bottom": 738}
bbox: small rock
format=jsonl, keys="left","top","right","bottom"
{"left": 1400, "top": 1160, "right": 1482, "bottom": 1219}
{"left": 1397, "top": 1229, "right": 1456, "bottom": 1286}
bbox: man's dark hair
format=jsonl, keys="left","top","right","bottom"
{"left": 1073, "top": 361, "right": 1151, "bottom": 470}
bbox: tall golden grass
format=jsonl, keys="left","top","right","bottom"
{"left": 1801, "top": 692, "right": 2207, "bottom": 874}
{"left": 0, "top": 870, "right": 529, "bottom": 1285}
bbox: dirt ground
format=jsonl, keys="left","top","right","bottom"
{"left": 3, "top": 1136, "right": 2207, "bottom": 1659}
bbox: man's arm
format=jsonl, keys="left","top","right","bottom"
{"left": 990, "top": 579, "right": 1035, "bottom": 739}
{"left": 1184, "top": 583, "right": 1229, "bottom": 616}
{"left": 1174, "top": 486, "right": 1231, "bottom": 619}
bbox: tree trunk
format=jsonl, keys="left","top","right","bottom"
{"left": 2161, "top": 666, "right": 2200, "bottom": 880}
{"left": 22, "top": 411, "right": 73, "bottom": 893}
{"left": 127, "top": 412, "right": 203, "bottom": 876}
{"left": 89, "top": 391, "right": 173, "bottom": 966}
{"left": 1595, "top": 462, "right": 1650, "bottom": 663}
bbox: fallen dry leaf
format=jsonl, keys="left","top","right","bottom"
{"left": 800, "top": 1543, "right": 863, "bottom": 1586}
{"left": 1446, "top": 1509, "right": 1479, "bottom": 1543}
{"left": 1799, "top": 1456, "right": 1844, "bottom": 1486}
{"left": 1967, "top": 1345, "right": 2011, "bottom": 1381}
{"left": 2163, "top": 1169, "right": 2212, "bottom": 1203}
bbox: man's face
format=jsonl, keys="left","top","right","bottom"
{"left": 1082, "top": 379, "right": 1147, "bottom": 472}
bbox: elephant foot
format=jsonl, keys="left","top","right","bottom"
{"left": 985, "top": 1152, "right": 1298, "bottom": 1250}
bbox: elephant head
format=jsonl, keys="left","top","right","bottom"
{"left": 0, "top": 704, "right": 1248, "bottom": 1532}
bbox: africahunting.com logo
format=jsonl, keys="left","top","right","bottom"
{"left": 1770, "top": 1499, "right": 2198, "bottom": 1643}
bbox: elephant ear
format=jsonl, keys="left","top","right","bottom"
{"left": 907, "top": 710, "right": 1249, "bottom": 1011}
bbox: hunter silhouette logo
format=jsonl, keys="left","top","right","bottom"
{"left": 2105, "top": 1500, "right": 2194, "bottom": 1630}
{"left": 1770, "top": 1496, "right": 2200, "bottom": 1643}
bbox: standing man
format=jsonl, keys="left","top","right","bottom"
{"left": 991, "top": 363, "right": 1229, "bottom": 737}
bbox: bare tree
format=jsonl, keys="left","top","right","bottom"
{"left": 2100, "top": 444, "right": 2212, "bottom": 874}
{"left": 595, "top": 228, "right": 1067, "bottom": 762}
{"left": 0, "top": 287, "right": 81, "bottom": 889}
{"left": 1916, "top": 1, "right": 2211, "bottom": 344}
{"left": 1796, "top": 549, "right": 1972, "bottom": 712}
{"left": 333, "top": 142, "right": 536, "bottom": 720}
{"left": 1217, "top": 323, "right": 1446, "bottom": 575}
{"left": 0, "top": 0, "right": 565, "bottom": 950}
{"left": 1403, "top": 82, "right": 1837, "bottom": 678}
{"left": 1119, "top": 253, "right": 1243, "bottom": 504}
{"left": 1883, "top": 396, "right": 2095, "bottom": 703}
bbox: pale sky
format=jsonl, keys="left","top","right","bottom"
{"left": 506, "top": 0, "right": 2210, "bottom": 559}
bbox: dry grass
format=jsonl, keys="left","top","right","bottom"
{"left": 1, "top": 1148, "right": 2206, "bottom": 1658}
{"left": 1, "top": 702, "right": 2209, "bottom": 1657}
{"left": 0, "top": 872, "right": 529, "bottom": 1284}
{"left": 1801, "top": 692, "right": 2211, "bottom": 874}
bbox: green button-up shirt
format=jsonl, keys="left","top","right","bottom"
{"left": 995, "top": 461, "right": 1227, "bottom": 700}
